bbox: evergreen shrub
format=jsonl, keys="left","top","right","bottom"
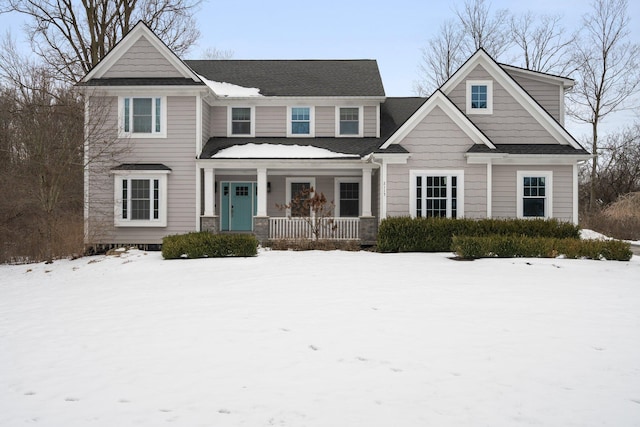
{"left": 377, "top": 217, "right": 580, "bottom": 252}
{"left": 162, "top": 232, "right": 258, "bottom": 259}
{"left": 451, "top": 235, "right": 632, "bottom": 261}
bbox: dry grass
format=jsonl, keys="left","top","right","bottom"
{"left": 265, "top": 239, "right": 362, "bottom": 251}
{"left": 581, "top": 192, "right": 640, "bottom": 241}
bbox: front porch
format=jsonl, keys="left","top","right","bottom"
{"left": 196, "top": 159, "right": 379, "bottom": 244}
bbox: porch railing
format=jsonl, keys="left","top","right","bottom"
{"left": 269, "top": 217, "right": 360, "bottom": 240}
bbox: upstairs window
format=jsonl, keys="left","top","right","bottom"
{"left": 290, "top": 107, "right": 312, "bottom": 136}
{"left": 230, "top": 107, "right": 253, "bottom": 136}
{"left": 337, "top": 107, "right": 362, "bottom": 136}
{"left": 466, "top": 80, "right": 493, "bottom": 114}
{"left": 121, "top": 97, "right": 165, "bottom": 137}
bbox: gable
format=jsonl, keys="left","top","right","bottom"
{"left": 102, "top": 35, "right": 184, "bottom": 78}
{"left": 81, "top": 22, "right": 200, "bottom": 83}
{"left": 440, "top": 50, "right": 581, "bottom": 149}
{"left": 447, "top": 64, "right": 559, "bottom": 145}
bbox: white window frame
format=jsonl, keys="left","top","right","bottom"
{"left": 287, "top": 106, "right": 315, "bottom": 137}
{"left": 517, "top": 170, "right": 553, "bottom": 219}
{"left": 335, "top": 106, "right": 363, "bottom": 137}
{"left": 118, "top": 96, "right": 167, "bottom": 138}
{"left": 113, "top": 170, "right": 170, "bottom": 227}
{"left": 334, "top": 177, "right": 362, "bottom": 218}
{"left": 228, "top": 106, "right": 255, "bottom": 137}
{"left": 285, "top": 177, "right": 316, "bottom": 217}
{"left": 466, "top": 80, "right": 493, "bottom": 115}
{"left": 409, "top": 170, "right": 464, "bottom": 218}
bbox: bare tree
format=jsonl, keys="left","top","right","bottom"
{"left": 200, "top": 46, "right": 234, "bottom": 60}
{"left": 510, "top": 12, "right": 575, "bottom": 74}
{"left": 415, "top": 20, "right": 465, "bottom": 95}
{"left": 3, "top": 0, "right": 202, "bottom": 82}
{"left": 455, "top": 0, "right": 512, "bottom": 59}
{"left": 567, "top": 0, "right": 640, "bottom": 210}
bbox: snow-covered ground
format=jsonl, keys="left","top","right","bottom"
{"left": 1, "top": 249, "right": 639, "bottom": 426}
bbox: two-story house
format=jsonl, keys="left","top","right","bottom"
{"left": 78, "top": 22, "right": 590, "bottom": 248}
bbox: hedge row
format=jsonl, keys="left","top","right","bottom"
{"left": 377, "top": 217, "right": 580, "bottom": 252}
{"left": 162, "top": 232, "right": 258, "bottom": 259}
{"left": 451, "top": 235, "right": 632, "bottom": 261}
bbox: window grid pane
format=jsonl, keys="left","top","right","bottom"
{"left": 290, "top": 182, "right": 311, "bottom": 217}
{"left": 523, "top": 176, "right": 546, "bottom": 217}
{"left": 132, "top": 98, "right": 152, "bottom": 133}
{"left": 153, "top": 179, "right": 159, "bottom": 219}
{"left": 155, "top": 98, "right": 161, "bottom": 133}
{"left": 131, "top": 179, "right": 151, "bottom": 220}
{"left": 124, "top": 98, "right": 130, "bottom": 132}
{"left": 122, "top": 179, "right": 128, "bottom": 219}
{"left": 339, "top": 182, "right": 359, "bottom": 217}
{"left": 471, "top": 85, "right": 487, "bottom": 109}
{"left": 339, "top": 108, "right": 359, "bottom": 135}
{"left": 291, "top": 107, "right": 311, "bottom": 134}
{"left": 416, "top": 174, "right": 458, "bottom": 218}
{"left": 232, "top": 108, "right": 251, "bottom": 135}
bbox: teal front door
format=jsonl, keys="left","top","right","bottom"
{"left": 221, "top": 182, "right": 256, "bottom": 231}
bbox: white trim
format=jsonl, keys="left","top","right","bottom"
{"left": 516, "top": 170, "right": 553, "bottom": 219}
{"left": 196, "top": 95, "right": 202, "bottom": 155}
{"left": 257, "top": 168, "right": 268, "bottom": 217}
{"left": 486, "top": 162, "right": 492, "bottom": 218}
{"left": 334, "top": 177, "right": 363, "bottom": 218}
{"left": 118, "top": 96, "right": 167, "bottom": 138}
{"left": 466, "top": 80, "right": 493, "bottom": 115}
{"left": 500, "top": 64, "right": 574, "bottom": 88}
{"left": 376, "top": 104, "right": 381, "bottom": 138}
{"left": 559, "top": 85, "right": 565, "bottom": 126}
{"left": 195, "top": 167, "right": 201, "bottom": 231}
{"left": 409, "top": 170, "right": 465, "bottom": 218}
{"left": 573, "top": 163, "right": 579, "bottom": 224}
{"left": 380, "top": 91, "right": 495, "bottom": 149}
{"left": 227, "top": 106, "right": 255, "bottom": 137}
{"left": 112, "top": 171, "right": 170, "bottom": 227}
{"left": 286, "top": 106, "right": 315, "bottom": 137}
{"left": 440, "top": 50, "right": 581, "bottom": 149}
{"left": 285, "top": 177, "right": 316, "bottom": 217}
{"left": 465, "top": 153, "right": 591, "bottom": 165}
{"left": 203, "top": 168, "right": 215, "bottom": 216}
{"left": 82, "top": 22, "right": 200, "bottom": 82}
{"left": 335, "top": 106, "right": 364, "bottom": 137}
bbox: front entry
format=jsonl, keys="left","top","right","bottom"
{"left": 220, "top": 182, "right": 257, "bottom": 231}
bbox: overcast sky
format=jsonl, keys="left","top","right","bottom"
{"left": 1, "top": 0, "right": 638, "bottom": 137}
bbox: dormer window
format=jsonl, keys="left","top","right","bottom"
{"left": 466, "top": 80, "right": 493, "bottom": 115}
{"left": 337, "top": 107, "right": 363, "bottom": 137}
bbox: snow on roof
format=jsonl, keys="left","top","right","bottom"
{"left": 198, "top": 74, "right": 262, "bottom": 97}
{"left": 211, "top": 143, "right": 360, "bottom": 159}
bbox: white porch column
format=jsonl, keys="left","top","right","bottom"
{"left": 257, "top": 167, "right": 268, "bottom": 217}
{"left": 204, "top": 168, "right": 215, "bottom": 216}
{"left": 362, "top": 166, "right": 373, "bottom": 217}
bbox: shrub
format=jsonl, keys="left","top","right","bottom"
{"left": 377, "top": 217, "right": 580, "bottom": 252}
{"left": 162, "top": 232, "right": 258, "bottom": 259}
{"left": 452, "top": 235, "right": 632, "bottom": 261}
{"left": 265, "top": 239, "right": 361, "bottom": 251}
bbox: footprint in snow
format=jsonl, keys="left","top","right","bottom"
{"left": 218, "top": 409, "right": 231, "bottom": 414}
{"left": 118, "top": 399, "right": 130, "bottom": 403}
{"left": 65, "top": 397, "right": 79, "bottom": 402}
{"left": 309, "top": 345, "right": 319, "bottom": 351}
{"left": 24, "top": 391, "right": 36, "bottom": 396}
{"left": 159, "top": 409, "right": 172, "bottom": 413}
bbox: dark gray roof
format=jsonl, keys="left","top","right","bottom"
{"left": 200, "top": 97, "right": 425, "bottom": 159}
{"left": 78, "top": 78, "right": 204, "bottom": 86}
{"left": 467, "top": 144, "right": 590, "bottom": 155}
{"left": 185, "top": 60, "right": 385, "bottom": 97}
{"left": 111, "top": 163, "right": 172, "bottom": 171}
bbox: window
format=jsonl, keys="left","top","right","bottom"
{"left": 337, "top": 107, "right": 362, "bottom": 136}
{"left": 289, "top": 107, "right": 313, "bottom": 136}
{"left": 410, "top": 170, "right": 464, "bottom": 218}
{"left": 466, "top": 80, "right": 493, "bottom": 114}
{"left": 285, "top": 177, "right": 316, "bottom": 217}
{"left": 120, "top": 97, "right": 165, "bottom": 137}
{"left": 335, "top": 178, "right": 361, "bottom": 217}
{"left": 230, "top": 107, "right": 253, "bottom": 136}
{"left": 517, "top": 171, "right": 553, "bottom": 218}
{"left": 113, "top": 172, "right": 169, "bottom": 227}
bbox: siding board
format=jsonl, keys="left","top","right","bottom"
{"left": 102, "top": 36, "right": 183, "bottom": 78}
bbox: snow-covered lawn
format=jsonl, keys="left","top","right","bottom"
{"left": 1, "top": 249, "right": 639, "bottom": 426}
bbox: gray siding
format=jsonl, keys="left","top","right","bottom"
{"left": 256, "top": 106, "right": 286, "bottom": 136}
{"left": 492, "top": 165, "right": 574, "bottom": 221}
{"left": 202, "top": 100, "right": 211, "bottom": 147}
{"left": 102, "top": 36, "right": 183, "bottom": 78}
{"left": 386, "top": 106, "right": 487, "bottom": 218}
{"left": 315, "top": 106, "right": 335, "bottom": 137}
{"left": 506, "top": 72, "right": 561, "bottom": 123}
{"left": 364, "top": 106, "right": 377, "bottom": 137}
{"left": 447, "top": 64, "right": 558, "bottom": 144}
{"left": 210, "top": 106, "right": 227, "bottom": 136}
{"left": 88, "top": 95, "right": 197, "bottom": 244}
